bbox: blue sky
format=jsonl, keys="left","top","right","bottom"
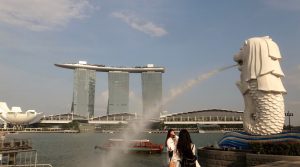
{"left": 0, "top": 0, "right": 299, "bottom": 125}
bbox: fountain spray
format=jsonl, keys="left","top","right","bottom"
{"left": 99, "top": 64, "right": 237, "bottom": 167}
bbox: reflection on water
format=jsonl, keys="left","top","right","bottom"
{"left": 7, "top": 132, "right": 223, "bottom": 167}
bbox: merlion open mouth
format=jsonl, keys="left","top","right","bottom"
{"left": 237, "top": 60, "right": 243, "bottom": 66}
{"left": 234, "top": 36, "right": 286, "bottom": 135}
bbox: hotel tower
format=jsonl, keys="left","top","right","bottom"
{"left": 55, "top": 61, "right": 164, "bottom": 119}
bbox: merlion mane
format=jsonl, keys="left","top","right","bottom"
{"left": 234, "top": 36, "right": 286, "bottom": 135}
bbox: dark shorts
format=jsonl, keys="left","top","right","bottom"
{"left": 168, "top": 151, "right": 173, "bottom": 159}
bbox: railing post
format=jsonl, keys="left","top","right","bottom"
{"left": 35, "top": 150, "right": 38, "bottom": 167}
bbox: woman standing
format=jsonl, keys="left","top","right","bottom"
{"left": 176, "top": 129, "right": 200, "bottom": 167}
{"left": 165, "top": 129, "right": 178, "bottom": 167}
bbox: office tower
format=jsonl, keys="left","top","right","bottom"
{"left": 141, "top": 72, "right": 162, "bottom": 120}
{"left": 72, "top": 68, "right": 96, "bottom": 118}
{"left": 108, "top": 71, "right": 129, "bottom": 115}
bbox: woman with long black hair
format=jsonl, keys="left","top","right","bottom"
{"left": 176, "top": 129, "right": 200, "bottom": 167}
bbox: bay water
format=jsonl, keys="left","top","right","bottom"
{"left": 8, "top": 132, "right": 224, "bottom": 167}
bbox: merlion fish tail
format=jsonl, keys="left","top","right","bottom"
{"left": 243, "top": 81, "right": 285, "bottom": 135}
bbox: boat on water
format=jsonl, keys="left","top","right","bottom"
{"left": 95, "top": 139, "right": 164, "bottom": 154}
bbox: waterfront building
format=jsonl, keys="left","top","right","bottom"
{"left": 72, "top": 67, "right": 96, "bottom": 118}
{"left": 87, "top": 109, "right": 243, "bottom": 131}
{"left": 141, "top": 72, "right": 163, "bottom": 120}
{"left": 35, "top": 109, "right": 243, "bottom": 132}
{"left": 40, "top": 113, "right": 86, "bottom": 122}
{"left": 108, "top": 71, "right": 129, "bottom": 115}
{"left": 161, "top": 109, "right": 243, "bottom": 131}
{"left": 0, "top": 102, "right": 42, "bottom": 125}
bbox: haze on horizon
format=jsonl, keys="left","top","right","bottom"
{"left": 0, "top": 0, "right": 299, "bottom": 126}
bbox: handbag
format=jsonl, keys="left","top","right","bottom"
{"left": 169, "top": 160, "right": 176, "bottom": 167}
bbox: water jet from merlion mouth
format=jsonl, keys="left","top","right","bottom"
{"left": 99, "top": 64, "right": 237, "bottom": 167}
{"left": 164, "top": 64, "right": 237, "bottom": 104}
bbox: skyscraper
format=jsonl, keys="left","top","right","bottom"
{"left": 72, "top": 68, "right": 96, "bottom": 118}
{"left": 141, "top": 72, "right": 162, "bottom": 120}
{"left": 56, "top": 62, "right": 164, "bottom": 118}
{"left": 108, "top": 71, "right": 129, "bottom": 115}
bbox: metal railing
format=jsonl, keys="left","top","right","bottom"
{"left": 0, "top": 139, "right": 32, "bottom": 151}
{"left": 0, "top": 148, "right": 53, "bottom": 167}
{"left": 4, "top": 164, "right": 53, "bottom": 167}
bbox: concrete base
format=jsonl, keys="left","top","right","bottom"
{"left": 247, "top": 153, "right": 300, "bottom": 167}
{"left": 254, "top": 160, "right": 300, "bottom": 167}
{"left": 198, "top": 148, "right": 247, "bottom": 167}
{"left": 198, "top": 148, "right": 300, "bottom": 167}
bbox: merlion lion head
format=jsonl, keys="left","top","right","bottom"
{"left": 234, "top": 36, "right": 286, "bottom": 94}
{"left": 234, "top": 36, "right": 286, "bottom": 135}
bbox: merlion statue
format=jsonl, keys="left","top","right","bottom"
{"left": 234, "top": 36, "right": 286, "bottom": 135}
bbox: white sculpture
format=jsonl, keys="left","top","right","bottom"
{"left": 234, "top": 36, "right": 286, "bottom": 135}
{"left": 0, "top": 102, "right": 41, "bottom": 125}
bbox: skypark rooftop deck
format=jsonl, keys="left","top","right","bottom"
{"left": 55, "top": 62, "right": 165, "bottom": 73}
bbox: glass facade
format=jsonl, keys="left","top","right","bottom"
{"left": 141, "top": 72, "right": 162, "bottom": 120}
{"left": 108, "top": 71, "right": 129, "bottom": 115}
{"left": 72, "top": 68, "right": 96, "bottom": 118}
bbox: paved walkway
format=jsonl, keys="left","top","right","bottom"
{"left": 255, "top": 161, "right": 300, "bottom": 167}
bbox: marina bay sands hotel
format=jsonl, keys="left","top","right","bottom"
{"left": 55, "top": 61, "right": 165, "bottom": 119}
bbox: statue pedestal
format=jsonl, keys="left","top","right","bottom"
{"left": 218, "top": 131, "right": 300, "bottom": 150}
{"left": 197, "top": 131, "right": 300, "bottom": 167}
{"left": 198, "top": 147, "right": 247, "bottom": 167}
{"left": 197, "top": 147, "right": 300, "bottom": 167}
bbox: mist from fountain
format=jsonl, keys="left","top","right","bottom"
{"left": 164, "top": 64, "right": 237, "bottom": 104}
{"left": 99, "top": 64, "right": 237, "bottom": 167}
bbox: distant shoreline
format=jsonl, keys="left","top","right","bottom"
{"left": 1, "top": 128, "right": 229, "bottom": 134}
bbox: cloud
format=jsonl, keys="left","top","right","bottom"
{"left": 263, "top": 0, "right": 300, "bottom": 11}
{"left": 0, "top": 0, "right": 92, "bottom": 31}
{"left": 112, "top": 11, "right": 167, "bottom": 37}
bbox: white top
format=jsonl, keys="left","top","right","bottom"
{"left": 167, "top": 135, "right": 178, "bottom": 152}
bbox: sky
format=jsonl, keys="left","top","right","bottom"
{"left": 0, "top": 0, "right": 299, "bottom": 125}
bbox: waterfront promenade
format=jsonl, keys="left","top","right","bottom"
{"left": 255, "top": 161, "right": 300, "bottom": 167}
{"left": 0, "top": 128, "right": 79, "bottom": 133}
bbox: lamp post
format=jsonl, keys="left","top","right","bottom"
{"left": 285, "top": 110, "right": 294, "bottom": 132}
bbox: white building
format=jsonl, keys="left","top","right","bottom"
{"left": 0, "top": 102, "right": 41, "bottom": 125}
